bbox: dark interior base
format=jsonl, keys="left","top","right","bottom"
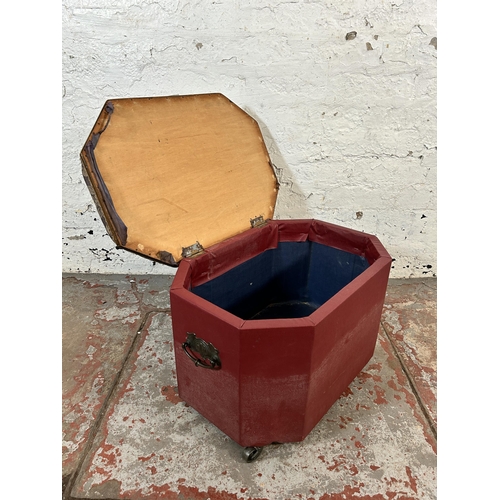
{"left": 250, "top": 301, "right": 318, "bottom": 320}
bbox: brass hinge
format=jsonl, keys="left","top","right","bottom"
{"left": 250, "top": 215, "right": 266, "bottom": 228}
{"left": 182, "top": 241, "right": 204, "bottom": 258}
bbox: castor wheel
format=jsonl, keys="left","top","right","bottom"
{"left": 242, "top": 446, "right": 263, "bottom": 462}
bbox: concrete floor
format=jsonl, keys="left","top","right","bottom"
{"left": 62, "top": 274, "right": 437, "bottom": 500}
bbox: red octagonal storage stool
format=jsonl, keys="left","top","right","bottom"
{"left": 81, "top": 93, "right": 392, "bottom": 462}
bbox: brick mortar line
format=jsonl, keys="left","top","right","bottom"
{"left": 380, "top": 321, "right": 437, "bottom": 441}
{"left": 63, "top": 308, "right": 171, "bottom": 500}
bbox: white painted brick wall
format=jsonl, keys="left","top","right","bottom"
{"left": 62, "top": 0, "right": 437, "bottom": 278}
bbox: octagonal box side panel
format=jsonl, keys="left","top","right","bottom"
{"left": 170, "top": 286, "right": 243, "bottom": 444}
{"left": 238, "top": 319, "right": 315, "bottom": 446}
{"left": 170, "top": 219, "right": 392, "bottom": 447}
{"left": 304, "top": 254, "right": 392, "bottom": 438}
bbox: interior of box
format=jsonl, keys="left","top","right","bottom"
{"left": 191, "top": 241, "right": 370, "bottom": 320}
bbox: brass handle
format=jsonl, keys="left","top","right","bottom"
{"left": 182, "top": 332, "right": 221, "bottom": 370}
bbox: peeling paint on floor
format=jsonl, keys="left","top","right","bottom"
{"left": 71, "top": 314, "right": 436, "bottom": 500}
{"left": 381, "top": 279, "right": 437, "bottom": 429}
{"left": 63, "top": 276, "right": 436, "bottom": 500}
{"left": 62, "top": 274, "right": 173, "bottom": 478}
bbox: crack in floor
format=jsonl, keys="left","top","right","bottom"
{"left": 380, "top": 320, "right": 437, "bottom": 440}
{"left": 63, "top": 308, "right": 171, "bottom": 500}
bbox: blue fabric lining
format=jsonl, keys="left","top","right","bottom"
{"left": 191, "top": 241, "right": 369, "bottom": 320}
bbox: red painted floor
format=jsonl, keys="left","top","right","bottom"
{"left": 62, "top": 275, "right": 437, "bottom": 500}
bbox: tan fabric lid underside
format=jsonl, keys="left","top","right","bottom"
{"left": 93, "top": 94, "right": 278, "bottom": 263}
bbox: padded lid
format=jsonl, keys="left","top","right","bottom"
{"left": 81, "top": 94, "right": 279, "bottom": 265}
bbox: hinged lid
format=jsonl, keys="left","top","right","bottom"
{"left": 81, "top": 94, "right": 279, "bottom": 266}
